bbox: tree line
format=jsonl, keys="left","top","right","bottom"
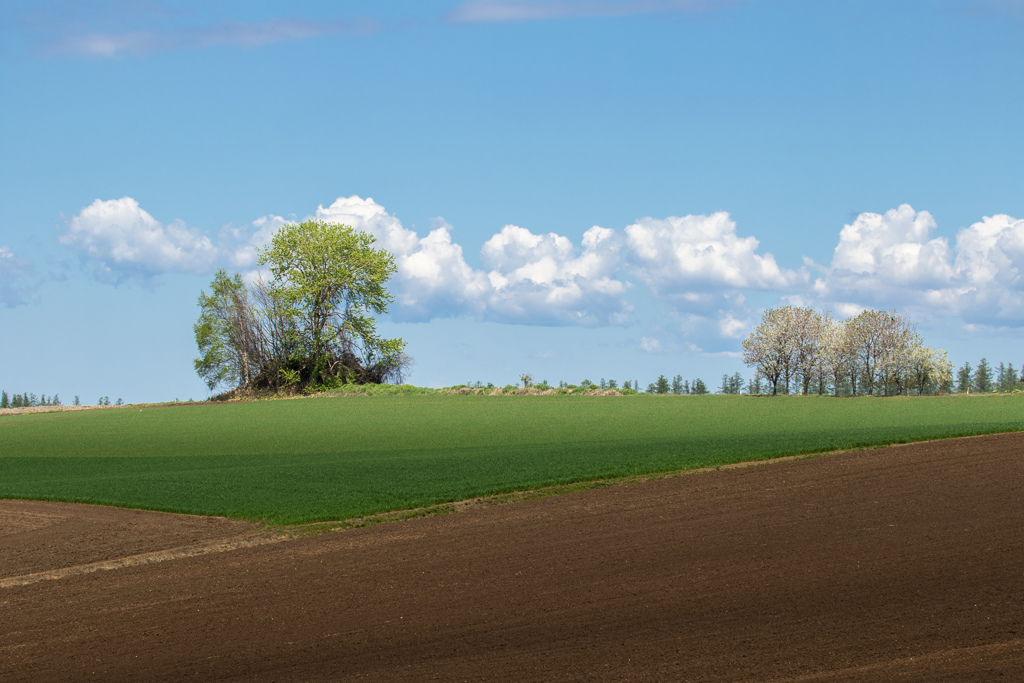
{"left": 0, "top": 392, "right": 122, "bottom": 409}
{"left": 954, "top": 358, "right": 1024, "bottom": 394}
{"left": 742, "top": 306, "right": 953, "bottom": 396}
{"left": 1, "top": 392, "right": 64, "bottom": 408}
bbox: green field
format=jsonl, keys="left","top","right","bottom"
{"left": 1, "top": 394, "right": 1022, "bottom": 524}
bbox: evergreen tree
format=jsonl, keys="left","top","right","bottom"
{"left": 622, "top": 380, "right": 631, "bottom": 391}
{"left": 646, "top": 382, "right": 657, "bottom": 394}
{"left": 655, "top": 374, "right": 670, "bottom": 394}
{"left": 719, "top": 374, "right": 730, "bottom": 394}
{"left": 729, "top": 372, "right": 744, "bottom": 394}
{"left": 600, "top": 378, "right": 607, "bottom": 389}
{"left": 692, "top": 378, "right": 709, "bottom": 395}
{"left": 671, "top": 374, "right": 683, "bottom": 395}
{"left": 999, "top": 362, "right": 1015, "bottom": 389}
{"left": 956, "top": 362, "right": 973, "bottom": 393}
{"left": 74, "top": 395, "right": 81, "bottom": 406}
{"left": 28, "top": 393, "right": 38, "bottom": 406}
{"left": 973, "top": 358, "right": 992, "bottom": 393}
{"left": 608, "top": 379, "right": 618, "bottom": 389}
{"left": 0, "top": 390, "right": 8, "bottom": 409}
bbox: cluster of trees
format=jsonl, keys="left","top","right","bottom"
{"left": 195, "top": 220, "right": 409, "bottom": 396}
{"left": 477, "top": 354, "right": 1024, "bottom": 398}
{"left": 742, "top": 307, "right": 953, "bottom": 396}
{"left": 0, "top": 392, "right": 115, "bottom": 409}
{"left": 955, "top": 359, "right": 1024, "bottom": 394}
{"left": 642, "top": 375, "right": 710, "bottom": 394}
{"left": 1, "top": 392, "right": 81, "bottom": 408}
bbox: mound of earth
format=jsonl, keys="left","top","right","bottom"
{"left": 2, "top": 433, "right": 1023, "bottom": 681}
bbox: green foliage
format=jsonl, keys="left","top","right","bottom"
{"left": 692, "top": 378, "right": 709, "bottom": 395}
{"left": 0, "top": 391, "right": 8, "bottom": 409}
{"left": 974, "top": 358, "right": 993, "bottom": 393}
{"left": 194, "top": 270, "right": 248, "bottom": 391}
{"left": 957, "top": 361, "right": 973, "bottom": 393}
{"left": 655, "top": 375, "right": 670, "bottom": 394}
{"left": 3, "top": 395, "right": 1024, "bottom": 525}
{"left": 259, "top": 219, "right": 405, "bottom": 384}
{"left": 720, "top": 372, "right": 744, "bottom": 394}
{"left": 194, "top": 221, "right": 409, "bottom": 396}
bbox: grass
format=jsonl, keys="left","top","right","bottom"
{"left": 1, "top": 393, "right": 1022, "bottom": 525}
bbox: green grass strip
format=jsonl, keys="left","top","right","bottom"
{"left": 1, "top": 394, "right": 1021, "bottom": 524}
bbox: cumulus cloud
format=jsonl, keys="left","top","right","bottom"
{"left": 446, "top": 0, "right": 730, "bottom": 23}
{"left": 60, "top": 197, "right": 218, "bottom": 281}
{"left": 314, "top": 196, "right": 491, "bottom": 321}
{"left": 479, "top": 223, "right": 629, "bottom": 324}
{"left": 59, "top": 194, "right": 807, "bottom": 338}
{"left": 625, "top": 212, "right": 805, "bottom": 312}
{"left": 815, "top": 205, "right": 1024, "bottom": 326}
{"left": 315, "top": 196, "right": 630, "bottom": 324}
{"left": 0, "top": 246, "right": 38, "bottom": 307}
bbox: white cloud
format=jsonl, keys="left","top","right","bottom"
{"left": 60, "top": 197, "right": 218, "bottom": 280}
{"left": 447, "top": 0, "right": 729, "bottom": 23}
{"left": 717, "top": 312, "right": 748, "bottom": 338}
{"left": 48, "top": 17, "right": 382, "bottom": 58}
{"left": 228, "top": 214, "right": 288, "bottom": 269}
{"left": 815, "top": 205, "right": 1024, "bottom": 326}
{"left": 951, "top": 213, "right": 1024, "bottom": 323}
{"left": 639, "top": 336, "right": 663, "bottom": 352}
{"left": 0, "top": 246, "right": 38, "bottom": 307}
{"left": 315, "top": 196, "right": 632, "bottom": 324}
{"left": 57, "top": 195, "right": 810, "bottom": 342}
{"left": 821, "top": 204, "right": 954, "bottom": 292}
{"left": 315, "top": 196, "right": 490, "bottom": 321}
{"left": 624, "top": 212, "right": 805, "bottom": 314}
{"left": 479, "top": 223, "right": 630, "bottom": 325}
{"left": 667, "top": 310, "right": 753, "bottom": 354}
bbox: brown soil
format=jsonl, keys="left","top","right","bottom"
{"left": 0, "top": 501, "right": 261, "bottom": 579}
{"left": 2, "top": 433, "right": 1023, "bottom": 681}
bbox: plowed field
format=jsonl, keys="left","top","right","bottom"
{"left": 3, "top": 432, "right": 1023, "bottom": 681}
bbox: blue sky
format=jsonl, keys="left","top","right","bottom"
{"left": 2, "top": 0, "right": 1023, "bottom": 402}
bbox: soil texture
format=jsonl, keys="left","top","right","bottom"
{"left": 2, "top": 433, "right": 1023, "bottom": 681}
{"left": 0, "top": 500, "right": 261, "bottom": 579}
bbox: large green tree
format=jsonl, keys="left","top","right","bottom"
{"left": 194, "top": 220, "right": 408, "bottom": 394}
{"left": 259, "top": 219, "right": 405, "bottom": 384}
